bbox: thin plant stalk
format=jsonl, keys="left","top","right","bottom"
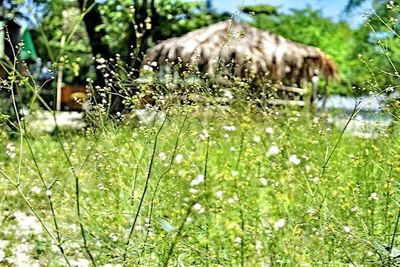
{"left": 122, "top": 114, "right": 168, "bottom": 262}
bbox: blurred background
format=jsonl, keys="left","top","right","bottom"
{"left": 0, "top": 0, "right": 398, "bottom": 105}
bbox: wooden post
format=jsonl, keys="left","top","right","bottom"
{"left": 321, "top": 80, "right": 329, "bottom": 112}
{"left": 56, "top": 36, "right": 65, "bottom": 111}
{"left": 310, "top": 71, "right": 319, "bottom": 113}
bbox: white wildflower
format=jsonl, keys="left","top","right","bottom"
{"left": 266, "top": 145, "right": 280, "bottom": 157}
{"left": 193, "top": 203, "right": 205, "bottom": 214}
{"left": 253, "top": 136, "right": 261, "bottom": 143}
{"left": 189, "top": 188, "right": 198, "bottom": 194}
{"left": 273, "top": 218, "right": 286, "bottom": 229}
{"left": 305, "top": 165, "right": 311, "bottom": 172}
{"left": 97, "top": 58, "right": 106, "bottom": 64}
{"left": 289, "top": 154, "right": 301, "bottom": 165}
{"left": 350, "top": 206, "right": 359, "bottom": 212}
{"left": 6, "top": 143, "right": 15, "bottom": 151}
{"left": 175, "top": 154, "right": 183, "bottom": 164}
{"left": 200, "top": 129, "right": 209, "bottom": 140}
{"left": 6, "top": 142, "right": 16, "bottom": 159}
{"left": 223, "top": 90, "right": 233, "bottom": 100}
{"left": 260, "top": 178, "right": 268, "bottom": 186}
{"left": 369, "top": 192, "right": 379, "bottom": 201}
{"left": 234, "top": 236, "right": 242, "bottom": 244}
{"left": 31, "top": 186, "right": 42, "bottom": 194}
{"left": 307, "top": 208, "right": 317, "bottom": 216}
{"left": 215, "top": 191, "right": 223, "bottom": 198}
{"left": 223, "top": 125, "right": 236, "bottom": 132}
{"left": 228, "top": 194, "right": 239, "bottom": 204}
{"left": 143, "top": 65, "right": 152, "bottom": 71}
{"left": 232, "top": 170, "right": 239, "bottom": 176}
{"left": 255, "top": 240, "right": 263, "bottom": 251}
{"left": 46, "top": 190, "right": 52, "bottom": 197}
{"left": 158, "top": 152, "right": 167, "bottom": 161}
{"left": 265, "top": 127, "right": 274, "bottom": 134}
{"left": 343, "top": 226, "right": 352, "bottom": 233}
{"left": 110, "top": 233, "right": 119, "bottom": 242}
{"left": 190, "top": 174, "right": 204, "bottom": 186}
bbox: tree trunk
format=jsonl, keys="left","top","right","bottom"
{"left": 77, "top": 0, "right": 111, "bottom": 87}
{"left": 127, "top": 0, "right": 158, "bottom": 78}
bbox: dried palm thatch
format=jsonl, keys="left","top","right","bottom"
{"left": 145, "top": 21, "right": 338, "bottom": 85}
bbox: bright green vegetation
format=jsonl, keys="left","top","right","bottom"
{"left": 1, "top": 104, "right": 399, "bottom": 266}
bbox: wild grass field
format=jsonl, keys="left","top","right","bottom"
{"left": 1, "top": 99, "right": 399, "bottom": 266}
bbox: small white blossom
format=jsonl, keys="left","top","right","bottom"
{"left": 228, "top": 194, "right": 239, "bottom": 204}
{"left": 97, "top": 58, "right": 106, "bottom": 64}
{"left": 343, "top": 226, "right": 352, "bottom": 233}
{"left": 350, "top": 206, "right": 359, "bottom": 212}
{"left": 260, "top": 178, "right": 268, "bottom": 186}
{"left": 158, "top": 152, "right": 167, "bottom": 161}
{"left": 232, "top": 170, "right": 239, "bottom": 176}
{"left": 175, "top": 154, "right": 183, "bottom": 164}
{"left": 223, "top": 90, "right": 233, "bottom": 100}
{"left": 189, "top": 188, "right": 198, "bottom": 194}
{"left": 273, "top": 218, "right": 286, "bottom": 229}
{"left": 6, "top": 143, "right": 16, "bottom": 158}
{"left": 31, "top": 186, "right": 42, "bottom": 194}
{"left": 143, "top": 65, "right": 152, "bottom": 71}
{"left": 253, "top": 136, "right": 261, "bottom": 143}
{"left": 200, "top": 129, "right": 209, "bottom": 140}
{"left": 190, "top": 174, "right": 204, "bottom": 186}
{"left": 6, "top": 143, "right": 15, "bottom": 151}
{"left": 265, "top": 127, "right": 274, "bottom": 134}
{"left": 46, "top": 190, "right": 52, "bottom": 197}
{"left": 305, "top": 165, "right": 311, "bottom": 172}
{"left": 289, "top": 154, "right": 301, "bottom": 165}
{"left": 369, "top": 192, "right": 379, "bottom": 201}
{"left": 215, "top": 191, "right": 223, "bottom": 198}
{"left": 110, "top": 233, "right": 119, "bottom": 242}
{"left": 307, "top": 208, "right": 317, "bottom": 216}
{"left": 266, "top": 145, "right": 280, "bottom": 157}
{"left": 193, "top": 203, "right": 205, "bottom": 214}
{"left": 255, "top": 240, "right": 263, "bottom": 251}
{"left": 234, "top": 236, "right": 242, "bottom": 244}
{"left": 223, "top": 125, "right": 236, "bottom": 132}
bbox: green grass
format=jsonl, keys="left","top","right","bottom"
{"left": 0, "top": 103, "right": 399, "bottom": 266}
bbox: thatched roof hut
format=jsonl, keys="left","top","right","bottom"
{"left": 145, "top": 21, "right": 338, "bottom": 85}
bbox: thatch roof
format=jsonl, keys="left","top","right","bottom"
{"left": 145, "top": 21, "right": 338, "bottom": 83}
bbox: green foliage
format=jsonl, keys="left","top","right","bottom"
{"left": 96, "top": 0, "right": 228, "bottom": 55}
{"left": 240, "top": 4, "right": 277, "bottom": 15}
{"left": 32, "top": 0, "right": 93, "bottom": 84}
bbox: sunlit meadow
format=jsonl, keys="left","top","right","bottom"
{"left": 1, "top": 91, "right": 399, "bottom": 266}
